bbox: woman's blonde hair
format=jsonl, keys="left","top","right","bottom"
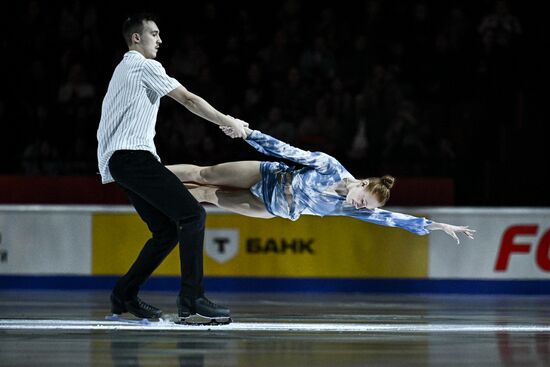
{"left": 366, "top": 175, "right": 395, "bottom": 206}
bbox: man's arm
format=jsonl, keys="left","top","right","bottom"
{"left": 168, "top": 85, "right": 247, "bottom": 138}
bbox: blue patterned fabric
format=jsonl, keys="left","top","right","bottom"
{"left": 247, "top": 130, "right": 432, "bottom": 235}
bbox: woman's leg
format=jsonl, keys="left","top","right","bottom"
{"left": 166, "top": 161, "right": 262, "bottom": 189}
{"left": 186, "top": 184, "right": 275, "bottom": 219}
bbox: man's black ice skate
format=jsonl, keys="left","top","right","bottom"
{"left": 177, "top": 295, "right": 231, "bottom": 325}
{"left": 110, "top": 293, "right": 162, "bottom": 320}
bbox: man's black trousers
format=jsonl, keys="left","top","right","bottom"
{"left": 108, "top": 150, "right": 205, "bottom": 300}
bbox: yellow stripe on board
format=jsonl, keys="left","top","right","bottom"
{"left": 92, "top": 213, "right": 180, "bottom": 275}
{"left": 92, "top": 213, "right": 428, "bottom": 278}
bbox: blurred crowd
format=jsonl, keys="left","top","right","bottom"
{"left": 3, "top": 0, "right": 547, "bottom": 205}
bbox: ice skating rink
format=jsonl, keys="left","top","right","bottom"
{"left": 1, "top": 291, "right": 549, "bottom": 366}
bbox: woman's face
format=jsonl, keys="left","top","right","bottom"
{"left": 345, "top": 181, "right": 382, "bottom": 209}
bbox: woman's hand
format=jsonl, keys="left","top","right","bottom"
{"left": 426, "top": 222, "right": 476, "bottom": 244}
{"left": 220, "top": 116, "right": 249, "bottom": 138}
{"left": 220, "top": 123, "right": 252, "bottom": 139}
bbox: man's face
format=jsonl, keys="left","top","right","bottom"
{"left": 136, "top": 20, "right": 162, "bottom": 59}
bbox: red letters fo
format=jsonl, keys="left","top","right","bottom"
{"left": 494, "top": 225, "right": 538, "bottom": 271}
{"left": 535, "top": 229, "right": 550, "bottom": 271}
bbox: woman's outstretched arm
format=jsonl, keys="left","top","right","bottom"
{"left": 341, "top": 207, "right": 475, "bottom": 243}
{"left": 426, "top": 222, "right": 475, "bottom": 244}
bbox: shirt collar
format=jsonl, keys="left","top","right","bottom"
{"left": 125, "top": 50, "right": 145, "bottom": 59}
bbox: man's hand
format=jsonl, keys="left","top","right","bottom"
{"left": 220, "top": 115, "right": 249, "bottom": 138}
{"left": 426, "top": 222, "right": 476, "bottom": 245}
{"left": 220, "top": 123, "right": 252, "bottom": 139}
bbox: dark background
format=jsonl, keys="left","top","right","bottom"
{"left": 2, "top": 0, "right": 548, "bottom": 206}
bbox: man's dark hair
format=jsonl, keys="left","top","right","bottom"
{"left": 122, "top": 13, "right": 157, "bottom": 47}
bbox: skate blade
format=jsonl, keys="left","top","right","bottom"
{"left": 177, "top": 313, "right": 232, "bottom": 325}
{"left": 105, "top": 314, "right": 151, "bottom": 325}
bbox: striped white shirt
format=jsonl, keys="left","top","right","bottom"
{"left": 97, "top": 50, "right": 181, "bottom": 183}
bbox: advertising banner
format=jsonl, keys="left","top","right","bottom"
{"left": 92, "top": 213, "right": 428, "bottom": 278}
{"left": 3, "top": 206, "right": 548, "bottom": 287}
{"left": 429, "top": 209, "right": 550, "bottom": 279}
{"left": 0, "top": 211, "right": 91, "bottom": 275}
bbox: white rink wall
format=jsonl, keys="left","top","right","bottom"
{"left": 0, "top": 205, "right": 549, "bottom": 282}
{"left": 428, "top": 208, "right": 550, "bottom": 279}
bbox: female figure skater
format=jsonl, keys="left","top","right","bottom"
{"left": 167, "top": 127, "right": 475, "bottom": 244}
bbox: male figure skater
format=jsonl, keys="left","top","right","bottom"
{"left": 97, "top": 13, "right": 247, "bottom": 324}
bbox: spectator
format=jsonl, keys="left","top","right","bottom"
{"left": 259, "top": 30, "right": 293, "bottom": 81}
{"left": 242, "top": 62, "right": 268, "bottom": 120}
{"left": 382, "top": 100, "right": 429, "bottom": 175}
{"left": 257, "top": 107, "right": 296, "bottom": 144}
{"left": 479, "top": 0, "right": 522, "bottom": 53}
{"left": 300, "top": 36, "right": 336, "bottom": 82}
{"left": 57, "top": 64, "right": 96, "bottom": 103}
{"left": 169, "top": 35, "right": 208, "bottom": 84}
{"left": 273, "top": 66, "right": 310, "bottom": 123}
{"left": 21, "top": 138, "right": 62, "bottom": 175}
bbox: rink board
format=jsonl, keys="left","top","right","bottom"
{"left": 1, "top": 206, "right": 549, "bottom": 292}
